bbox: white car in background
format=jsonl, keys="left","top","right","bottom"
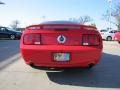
{"left": 99, "top": 30, "right": 118, "bottom": 41}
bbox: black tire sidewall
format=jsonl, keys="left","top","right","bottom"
{"left": 118, "top": 41, "right": 120, "bottom": 44}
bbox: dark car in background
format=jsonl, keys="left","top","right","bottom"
{"left": 0, "top": 27, "right": 22, "bottom": 40}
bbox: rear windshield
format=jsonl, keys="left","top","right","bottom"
{"left": 40, "top": 21, "right": 79, "bottom": 25}
{"left": 100, "top": 30, "right": 108, "bottom": 32}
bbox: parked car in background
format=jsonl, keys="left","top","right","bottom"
{"left": 99, "top": 29, "right": 118, "bottom": 41}
{"left": 20, "top": 21, "right": 103, "bottom": 68}
{"left": 0, "top": 27, "right": 22, "bottom": 40}
{"left": 115, "top": 31, "right": 120, "bottom": 44}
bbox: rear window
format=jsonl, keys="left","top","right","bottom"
{"left": 100, "top": 30, "right": 108, "bottom": 32}
{"left": 40, "top": 21, "right": 79, "bottom": 25}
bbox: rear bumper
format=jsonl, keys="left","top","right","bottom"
{"left": 20, "top": 45, "right": 102, "bottom": 67}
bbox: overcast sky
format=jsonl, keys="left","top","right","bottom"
{"left": 0, "top": 0, "right": 119, "bottom": 29}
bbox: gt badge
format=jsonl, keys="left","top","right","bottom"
{"left": 57, "top": 35, "right": 66, "bottom": 44}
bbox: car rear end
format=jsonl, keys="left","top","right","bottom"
{"left": 20, "top": 21, "right": 103, "bottom": 68}
{"left": 115, "top": 31, "right": 120, "bottom": 44}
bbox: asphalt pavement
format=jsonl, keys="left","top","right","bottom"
{"left": 0, "top": 40, "right": 20, "bottom": 62}
{"left": 0, "top": 40, "right": 120, "bottom": 90}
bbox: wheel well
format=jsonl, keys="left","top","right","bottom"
{"left": 107, "top": 36, "right": 112, "bottom": 38}
{"left": 106, "top": 36, "right": 112, "bottom": 40}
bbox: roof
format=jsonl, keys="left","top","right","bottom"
{"left": 40, "top": 21, "right": 80, "bottom": 25}
{"left": 26, "top": 21, "right": 97, "bottom": 30}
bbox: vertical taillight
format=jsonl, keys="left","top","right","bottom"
{"left": 82, "top": 34, "right": 100, "bottom": 46}
{"left": 23, "top": 34, "right": 41, "bottom": 45}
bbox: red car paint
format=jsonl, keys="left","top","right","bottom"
{"left": 115, "top": 31, "right": 120, "bottom": 44}
{"left": 20, "top": 21, "right": 103, "bottom": 68}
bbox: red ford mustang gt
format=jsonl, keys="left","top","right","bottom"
{"left": 20, "top": 21, "right": 103, "bottom": 68}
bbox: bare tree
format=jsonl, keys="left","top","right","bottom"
{"left": 103, "top": 3, "right": 120, "bottom": 30}
{"left": 0, "top": 1, "right": 5, "bottom": 4}
{"left": 69, "top": 16, "right": 93, "bottom": 24}
{"left": 10, "top": 20, "right": 20, "bottom": 30}
{"left": 91, "top": 23, "right": 96, "bottom": 27}
{"left": 113, "top": 4, "right": 120, "bottom": 30}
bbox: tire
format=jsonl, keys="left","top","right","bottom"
{"left": 10, "top": 34, "right": 15, "bottom": 40}
{"left": 29, "top": 63, "right": 37, "bottom": 68}
{"left": 118, "top": 41, "right": 120, "bottom": 44}
{"left": 86, "top": 64, "right": 95, "bottom": 69}
{"left": 106, "top": 36, "right": 112, "bottom": 41}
